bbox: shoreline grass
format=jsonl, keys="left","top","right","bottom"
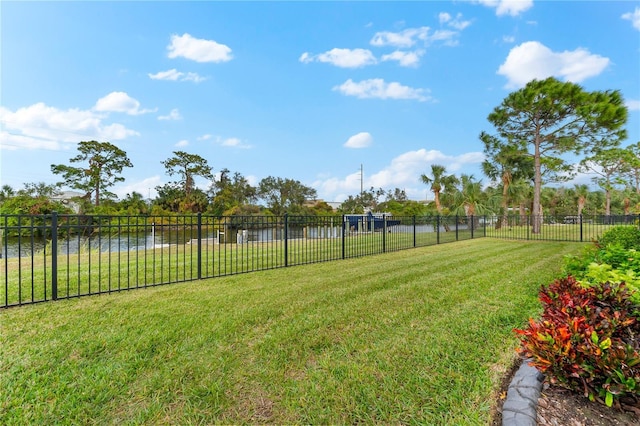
{"left": 1, "top": 239, "right": 582, "bottom": 424}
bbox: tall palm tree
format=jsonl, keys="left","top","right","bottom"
{"left": 541, "top": 187, "right": 563, "bottom": 217}
{"left": 420, "top": 164, "right": 458, "bottom": 214}
{"left": 481, "top": 140, "right": 533, "bottom": 229}
{"left": 453, "top": 174, "right": 485, "bottom": 217}
{"left": 573, "top": 184, "right": 589, "bottom": 217}
{"left": 509, "top": 178, "right": 533, "bottom": 226}
{"left": 0, "top": 184, "right": 15, "bottom": 203}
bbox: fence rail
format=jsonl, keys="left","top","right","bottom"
{"left": 1, "top": 212, "right": 483, "bottom": 308}
{"left": 486, "top": 214, "right": 638, "bottom": 242}
{"left": 1, "top": 213, "right": 637, "bottom": 308}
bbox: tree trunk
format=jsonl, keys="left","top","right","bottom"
{"left": 532, "top": 134, "right": 543, "bottom": 234}
{"left": 577, "top": 197, "right": 585, "bottom": 217}
{"left": 624, "top": 197, "right": 631, "bottom": 215}
{"left": 519, "top": 203, "right": 527, "bottom": 226}
{"left": 499, "top": 171, "right": 511, "bottom": 229}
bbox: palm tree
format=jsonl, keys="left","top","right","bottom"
{"left": 573, "top": 184, "right": 589, "bottom": 217}
{"left": 0, "top": 184, "right": 15, "bottom": 204}
{"left": 509, "top": 178, "right": 533, "bottom": 226}
{"left": 420, "top": 164, "right": 458, "bottom": 214}
{"left": 453, "top": 174, "right": 484, "bottom": 217}
{"left": 481, "top": 141, "right": 533, "bottom": 229}
{"left": 121, "top": 191, "right": 148, "bottom": 214}
{"left": 541, "top": 187, "right": 563, "bottom": 217}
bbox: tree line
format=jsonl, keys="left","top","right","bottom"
{"left": 1, "top": 78, "right": 638, "bottom": 233}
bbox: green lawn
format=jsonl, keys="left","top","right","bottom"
{"left": 2, "top": 229, "right": 475, "bottom": 306}
{"left": 1, "top": 239, "right": 582, "bottom": 425}
{"left": 486, "top": 222, "right": 621, "bottom": 242}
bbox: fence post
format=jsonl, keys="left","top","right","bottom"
{"left": 342, "top": 215, "right": 346, "bottom": 259}
{"left": 471, "top": 215, "right": 475, "bottom": 239}
{"left": 436, "top": 215, "right": 440, "bottom": 244}
{"left": 51, "top": 211, "right": 58, "bottom": 301}
{"left": 455, "top": 215, "right": 459, "bottom": 241}
{"left": 197, "top": 213, "right": 202, "bottom": 280}
{"left": 484, "top": 216, "right": 487, "bottom": 237}
{"left": 527, "top": 216, "right": 530, "bottom": 240}
{"left": 2, "top": 215, "right": 6, "bottom": 307}
{"left": 413, "top": 216, "right": 416, "bottom": 247}
{"left": 579, "top": 214, "right": 583, "bottom": 243}
{"left": 284, "top": 214, "right": 289, "bottom": 267}
{"left": 383, "top": 214, "right": 387, "bottom": 253}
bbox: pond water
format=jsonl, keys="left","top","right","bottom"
{"left": 0, "top": 229, "right": 216, "bottom": 259}
{"left": 1, "top": 223, "right": 468, "bottom": 258}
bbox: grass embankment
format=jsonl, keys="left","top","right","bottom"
{"left": 1, "top": 239, "right": 582, "bottom": 424}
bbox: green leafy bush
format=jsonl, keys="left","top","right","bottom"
{"left": 598, "top": 226, "right": 640, "bottom": 250}
{"left": 564, "top": 243, "right": 640, "bottom": 304}
{"left": 563, "top": 244, "right": 599, "bottom": 277}
{"left": 515, "top": 276, "right": 640, "bottom": 407}
{"left": 599, "top": 245, "right": 640, "bottom": 270}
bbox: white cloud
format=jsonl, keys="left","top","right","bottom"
{"left": 221, "top": 137, "right": 252, "bottom": 149}
{"left": 626, "top": 99, "right": 640, "bottom": 111}
{"left": 333, "top": 79, "right": 431, "bottom": 102}
{"left": 370, "top": 27, "right": 430, "bottom": 48}
{"left": 497, "top": 41, "right": 610, "bottom": 88}
{"left": 148, "top": 69, "right": 182, "bottom": 81}
{"left": 299, "top": 48, "right": 376, "bottom": 68}
{"left": 148, "top": 68, "right": 207, "bottom": 83}
{"left": 175, "top": 139, "right": 189, "bottom": 147}
{"left": 503, "top": 35, "right": 515, "bottom": 43}
{"left": 197, "top": 134, "right": 213, "bottom": 141}
{"left": 344, "top": 132, "right": 373, "bottom": 149}
{"left": 158, "top": 109, "right": 182, "bottom": 121}
{"left": 113, "top": 175, "right": 163, "bottom": 200}
{"left": 477, "top": 0, "right": 533, "bottom": 17}
{"left": 370, "top": 20, "right": 468, "bottom": 50}
{"left": 94, "top": 92, "right": 156, "bottom": 115}
{"left": 381, "top": 50, "right": 424, "bottom": 67}
{"left": 167, "top": 33, "right": 232, "bottom": 63}
{"left": 439, "top": 12, "right": 451, "bottom": 24}
{"left": 0, "top": 102, "right": 138, "bottom": 150}
{"left": 622, "top": 7, "right": 640, "bottom": 31}
{"left": 439, "top": 12, "right": 472, "bottom": 30}
{"left": 313, "top": 149, "right": 485, "bottom": 201}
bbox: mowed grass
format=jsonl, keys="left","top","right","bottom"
{"left": 1, "top": 239, "right": 582, "bottom": 425}
{"left": 2, "top": 229, "right": 473, "bottom": 306}
{"left": 485, "top": 222, "right": 622, "bottom": 242}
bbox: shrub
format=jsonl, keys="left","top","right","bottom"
{"left": 599, "top": 245, "right": 640, "bottom": 271}
{"left": 515, "top": 276, "right": 640, "bottom": 407}
{"left": 563, "top": 244, "right": 599, "bottom": 277}
{"left": 582, "top": 263, "right": 640, "bottom": 305}
{"left": 598, "top": 226, "right": 640, "bottom": 250}
{"left": 563, "top": 240, "right": 640, "bottom": 305}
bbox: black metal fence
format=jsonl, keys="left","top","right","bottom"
{"left": 486, "top": 214, "right": 638, "bottom": 242}
{"left": 1, "top": 213, "right": 484, "bottom": 308}
{"left": 2, "top": 212, "right": 636, "bottom": 308}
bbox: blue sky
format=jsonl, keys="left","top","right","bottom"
{"left": 1, "top": 1, "right": 639, "bottom": 202}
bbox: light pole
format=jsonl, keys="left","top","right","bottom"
{"left": 360, "top": 164, "right": 363, "bottom": 199}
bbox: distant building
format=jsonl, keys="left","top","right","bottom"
{"left": 51, "top": 191, "right": 85, "bottom": 213}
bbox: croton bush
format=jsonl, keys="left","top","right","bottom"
{"left": 515, "top": 276, "right": 640, "bottom": 406}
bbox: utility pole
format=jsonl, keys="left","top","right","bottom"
{"left": 360, "top": 164, "right": 363, "bottom": 199}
